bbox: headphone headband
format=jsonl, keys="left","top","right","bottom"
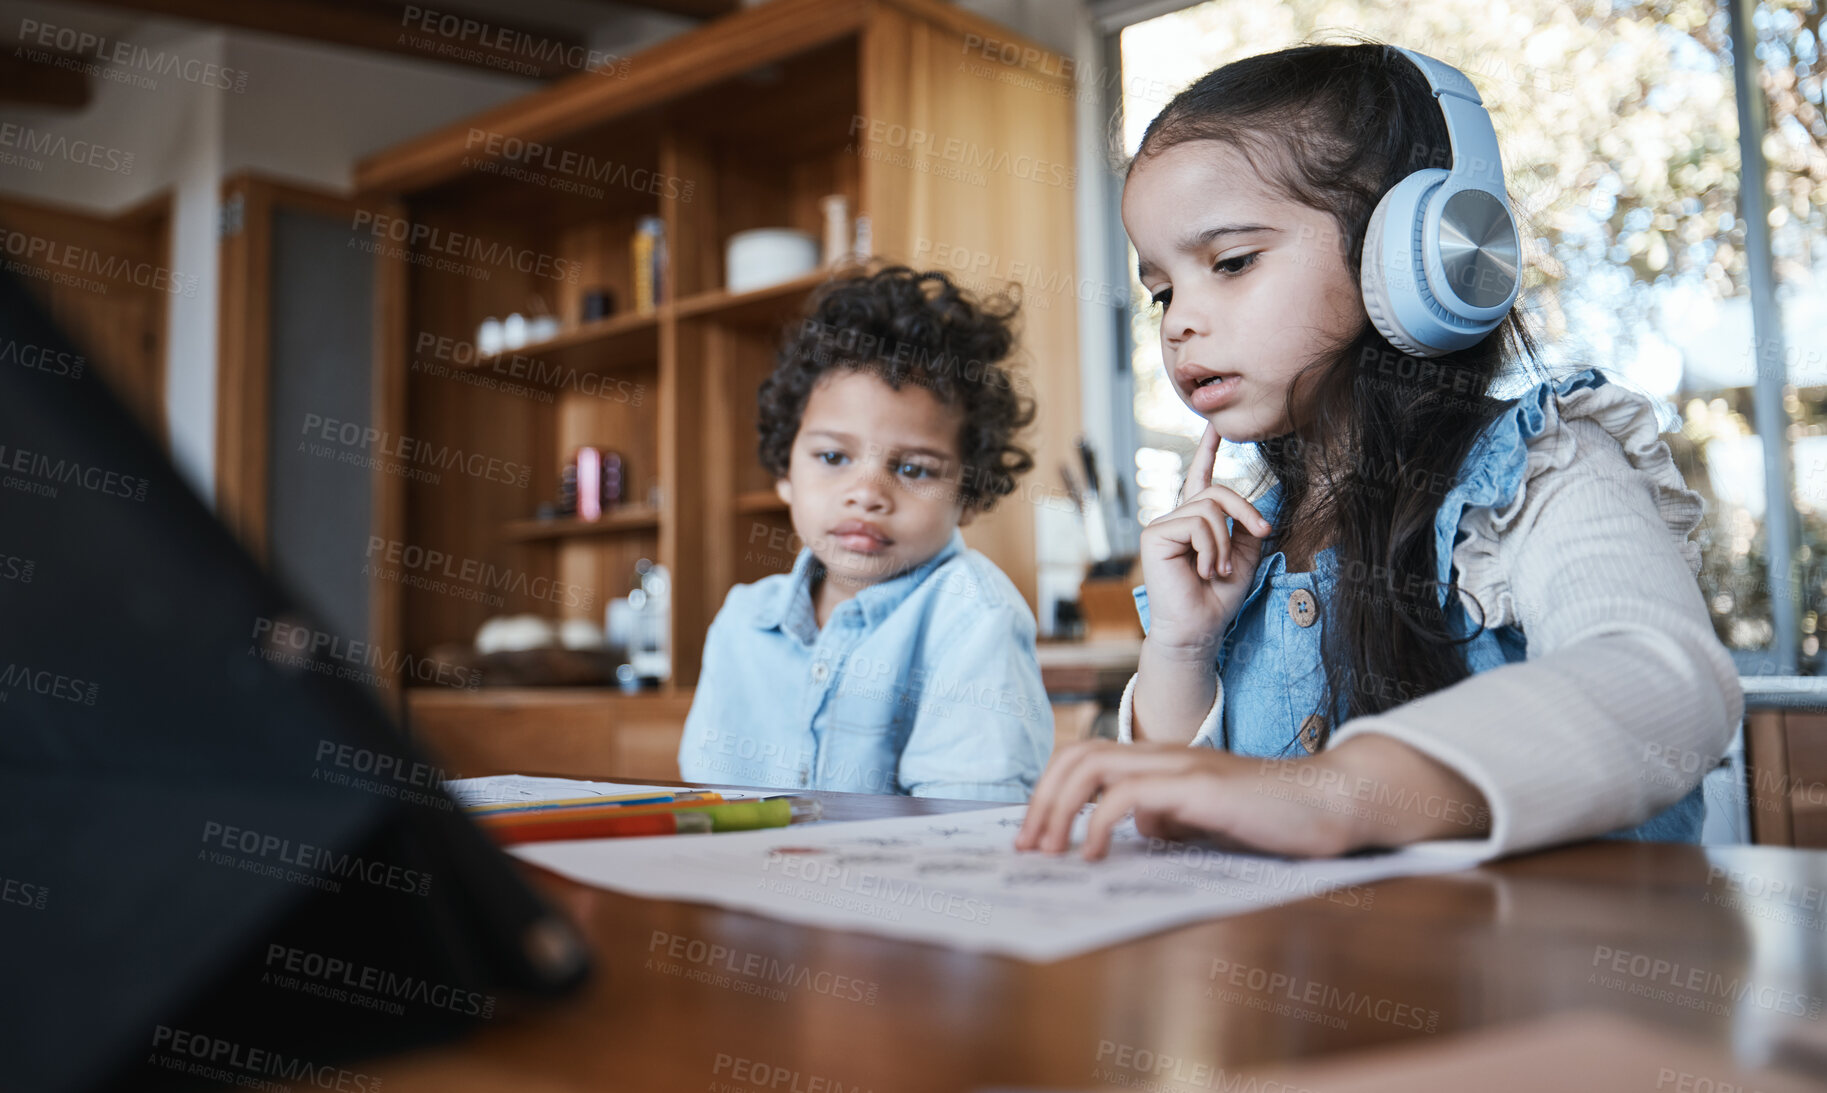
{"left": 1358, "top": 46, "right": 1523, "bottom": 356}
{"left": 1395, "top": 47, "right": 1506, "bottom": 193}
{"left": 1392, "top": 46, "right": 1482, "bottom": 105}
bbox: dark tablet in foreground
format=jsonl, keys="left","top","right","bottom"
{"left": 0, "top": 271, "right": 590, "bottom": 1093}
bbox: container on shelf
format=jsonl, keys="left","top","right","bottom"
{"left": 477, "top": 317, "right": 504, "bottom": 356}
{"left": 726, "top": 228, "right": 818, "bottom": 293}
{"left": 558, "top": 448, "right": 627, "bottom": 522}
{"left": 819, "top": 194, "right": 851, "bottom": 266}
{"left": 606, "top": 558, "right": 671, "bottom": 685}
{"left": 601, "top": 450, "right": 625, "bottom": 504}
{"left": 632, "top": 216, "right": 667, "bottom": 314}
{"left": 583, "top": 288, "right": 615, "bottom": 321}
{"left": 630, "top": 560, "right": 671, "bottom": 683}
{"left": 577, "top": 447, "right": 602, "bottom": 522}
{"left": 502, "top": 312, "right": 528, "bottom": 350}
{"left": 853, "top": 214, "right": 873, "bottom": 259}
{"left": 558, "top": 461, "right": 577, "bottom": 517}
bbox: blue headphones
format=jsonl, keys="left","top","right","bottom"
{"left": 1360, "top": 47, "right": 1522, "bottom": 357}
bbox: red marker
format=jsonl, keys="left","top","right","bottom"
{"left": 488, "top": 809, "right": 712, "bottom": 845}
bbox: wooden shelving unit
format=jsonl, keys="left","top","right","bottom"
{"left": 502, "top": 507, "right": 663, "bottom": 542}
{"left": 469, "top": 310, "right": 660, "bottom": 383}
{"left": 672, "top": 269, "right": 832, "bottom": 323}
{"left": 733, "top": 490, "right": 788, "bottom": 515}
{"left": 357, "top": 0, "right": 1082, "bottom": 756}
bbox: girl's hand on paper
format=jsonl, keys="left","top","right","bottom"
{"left": 1014, "top": 742, "right": 1355, "bottom": 860}
{"left": 1139, "top": 422, "right": 1269, "bottom": 652}
{"left": 1013, "top": 736, "right": 1492, "bottom": 860}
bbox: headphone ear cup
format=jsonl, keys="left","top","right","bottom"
{"left": 1359, "top": 168, "right": 1449, "bottom": 358}
{"left": 1360, "top": 193, "right": 1413, "bottom": 355}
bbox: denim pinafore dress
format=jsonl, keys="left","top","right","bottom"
{"left": 1134, "top": 369, "right": 1705, "bottom": 843}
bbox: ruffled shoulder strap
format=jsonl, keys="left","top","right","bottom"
{"left": 1435, "top": 367, "right": 1705, "bottom": 628}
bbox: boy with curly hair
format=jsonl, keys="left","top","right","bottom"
{"left": 677, "top": 266, "right": 1052, "bottom": 801}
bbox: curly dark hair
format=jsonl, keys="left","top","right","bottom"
{"left": 757, "top": 265, "right": 1037, "bottom": 513}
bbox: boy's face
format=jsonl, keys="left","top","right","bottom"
{"left": 775, "top": 368, "right": 974, "bottom": 589}
{"left": 1122, "top": 139, "right": 1365, "bottom": 442}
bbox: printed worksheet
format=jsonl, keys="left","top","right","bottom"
{"left": 510, "top": 805, "right": 1490, "bottom": 961}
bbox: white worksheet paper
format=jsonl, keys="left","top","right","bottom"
{"left": 510, "top": 805, "right": 1489, "bottom": 962}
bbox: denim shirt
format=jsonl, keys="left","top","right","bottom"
{"left": 1134, "top": 368, "right": 1704, "bottom": 843}
{"left": 678, "top": 528, "right": 1052, "bottom": 802}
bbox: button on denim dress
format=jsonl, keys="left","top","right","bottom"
{"left": 1134, "top": 368, "right": 1705, "bottom": 843}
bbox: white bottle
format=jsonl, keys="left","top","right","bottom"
{"left": 630, "top": 560, "right": 671, "bottom": 682}
{"left": 477, "top": 317, "right": 505, "bottom": 356}
{"left": 852, "top": 214, "right": 873, "bottom": 260}
{"left": 820, "top": 194, "right": 851, "bottom": 266}
{"left": 502, "top": 312, "right": 528, "bottom": 350}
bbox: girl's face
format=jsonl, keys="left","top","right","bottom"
{"left": 1122, "top": 139, "right": 1366, "bottom": 442}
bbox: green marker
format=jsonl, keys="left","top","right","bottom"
{"left": 679, "top": 796, "right": 823, "bottom": 832}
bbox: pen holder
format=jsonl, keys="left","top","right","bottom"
{"left": 1078, "top": 573, "right": 1143, "bottom": 640}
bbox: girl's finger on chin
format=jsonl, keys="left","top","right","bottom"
{"left": 1184, "top": 421, "right": 1220, "bottom": 504}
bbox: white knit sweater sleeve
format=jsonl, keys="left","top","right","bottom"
{"left": 1329, "top": 382, "right": 1743, "bottom": 857}
{"left": 1115, "top": 668, "right": 1223, "bottom": 747}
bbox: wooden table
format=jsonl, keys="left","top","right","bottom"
{"left": 367, "top": 781, "right": 1827, "bottom": 1091}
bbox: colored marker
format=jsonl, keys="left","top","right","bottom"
{"left": 484, "top": 796, "right": 823, "bottom": 845}
{"left": 490, "top": 810, "right": 715, "bottom": 844}
{"left": 468, "top": 790, "right": 723, "bottom": 816}
{"left": 479, "top": 795, "right": 740, "bottom": 830}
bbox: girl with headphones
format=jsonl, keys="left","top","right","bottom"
{"left": 1016, "top": 42, "right": 1742, "bottom": 860}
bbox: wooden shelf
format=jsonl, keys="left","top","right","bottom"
{"left": 470, "top": 310, "right": 659, "bottom": 385}
{"left": 674, "top": 270, "right": 832, "bottom": 326}
{"left": 406, "top": 686, "right": 695, "bottom": 781}
{"left": 356, "top": 1, "right": 871, "bottom": 195}
{"left": 619, "top": 1, "right": 739, "bottom": 20}
{"left": 372, "top": 0, "right": 1081, "bottom": 690}
{"left": 734, "top": 489, "right": 788, "bottom": 514}
{"left": 459, "top": 271, "right": 826, "bottom": 392}
{"left": 503, "top": 506, "right": 661, "bottom": 542}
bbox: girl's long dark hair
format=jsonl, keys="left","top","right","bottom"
{"left": 1130, "top": 39, "right": 1547, "bottom": 750}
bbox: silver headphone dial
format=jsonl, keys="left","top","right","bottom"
{"left": 1437, "top": 189, "right": 1519, "bottom": 309}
